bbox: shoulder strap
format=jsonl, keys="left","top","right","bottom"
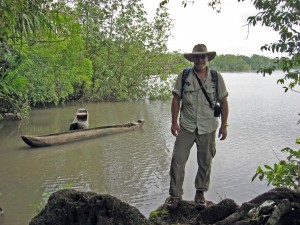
{"left": 210, "top": 69, "right": 217, "bottom": 80}
{"left": 181, "top": 67, "right": 192, "bottom": 98}
{"left": 194, "top": 73, "right": 214, "bottom": 109}
{"left": 194, "top": 69, "right": 219, "bottom": 109}
{"left": 210, "top": 69, "right": 218, "bottom": 100}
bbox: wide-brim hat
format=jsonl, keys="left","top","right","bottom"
{"left": 184, "top": 44, "right": 216, "bottom": 62}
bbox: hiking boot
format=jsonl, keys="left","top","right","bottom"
{"left": 166, "top": 196, "right": 180, "bottom": 210}
{"left": 194, "top": 190, "right": 206, "bottom": 209}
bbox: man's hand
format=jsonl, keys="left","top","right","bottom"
{"left": 171, "top": 95, "right": 181, "bottom": 137}
{"left": 218, "top": 126, "right": 227, "bottom": 140}
{"left": 219, "top": 96, "right": 228, "bottom": 140}
{"left": 171, "top": 122, "right": 180, "bottom": 137}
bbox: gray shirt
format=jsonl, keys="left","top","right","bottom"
{"left": 172, "top": 67, "right": 228, "bottom": 134}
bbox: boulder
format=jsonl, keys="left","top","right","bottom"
{"left": 196, "top": 199, "right": 239, "bottom": 224}
{"left": 29, "top": 189, "right": 150, "bottom": 225}
{"left": 148, "top": 198, "right": 239, "bottom": 225}
{"left": 148, "top": 198, "right": 202, "bottom": 225}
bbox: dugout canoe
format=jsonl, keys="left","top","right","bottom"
{"left": 21, "top": 119, "right": 144, "bottom": 148}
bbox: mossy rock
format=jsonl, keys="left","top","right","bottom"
{"left": 148, "top": 198, "right": 209, "bottom": 225}
{"left": 30, "top": 189, "right": 150, "bottom": 225}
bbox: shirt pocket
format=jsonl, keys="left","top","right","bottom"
{"left": 182, "top": 84, "right": 197, "bottom": 105}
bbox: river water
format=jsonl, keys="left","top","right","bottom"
{"left": 0, "top": 71, "right": 299, "bottom": 225}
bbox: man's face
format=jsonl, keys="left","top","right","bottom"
{"left": 192, "top": 55, "right": 208, "bottom": 70}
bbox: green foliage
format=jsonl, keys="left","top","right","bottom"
{"left": 0, "top": 0, "right": 45, "bottom": 44}
{"left": 0, "top": 0, "right": 70, "bottom": 45}
{"left": 241, "top": 54, "right": 277, "bottom": 71}
{"left": 3, "top": 0, "right": 280, "bottom": 115}
{"left": 210, "top": 54, "right": 275, "bottom": 72}
{"left": 76, "top": 0, "right": 177, "bottom": 101}
{"left": 244, "top": 0, "right": 300, "bottom": 92}
{"left": 0, "top": 45, "right": 28, "bottom": 115}
{"left": 14, "top": 35, "right": 93, "bottom": 105}
{"left": 252, "top": 141, "right": 300, "bottom": 189}
{"left": 0, "top": 0, "right": 78, "bottom": 115}
{"left": 211, "top": 54, "right": 251, "bottom": 71}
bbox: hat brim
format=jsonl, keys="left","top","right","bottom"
{"left": 184, "top": 51, "right": 216, "bottom": 62}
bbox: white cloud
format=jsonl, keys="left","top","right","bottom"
{"left": 142, "top": 0, "right": 282, "bottom": 58}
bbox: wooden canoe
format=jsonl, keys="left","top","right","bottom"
{"left": 69, "top": 108, "right": 89, "bottom": 130}
{"left": 21, "top": 119, "right": 144, "bottom": 148}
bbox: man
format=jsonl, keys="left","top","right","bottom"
{"left": 167, "top": 44, "right": 229, "bottom": 210}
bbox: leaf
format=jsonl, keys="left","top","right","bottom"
{"left": 259, "top": 174, "right": 265, "bottom": 180}
{"left": 264, "top": 165, "right": 273, "bottom": 170}
{"left": 252, "top": 172, "right": 259, "bottom": 181}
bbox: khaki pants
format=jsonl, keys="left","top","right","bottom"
{"left": 169, "top": 128, "right": 216, "bottom": 198}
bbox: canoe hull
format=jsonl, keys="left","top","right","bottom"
{"left": 21, "top": 119, "right": 144, "bottom": 148}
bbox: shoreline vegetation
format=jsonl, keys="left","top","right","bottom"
{"left": 0, "top": 1, "right": 278, "bottom": 119}
{"left": 211, "top": 54, "right": 276, "bottom": 72}
{"left": 0, "top": 52, "right": 275, "bottom": 119}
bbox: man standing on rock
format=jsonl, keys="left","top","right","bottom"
{"left": 167, "top": 44, "right": 229, "bottom": 210}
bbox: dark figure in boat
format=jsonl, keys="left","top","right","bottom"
{"left": 69, "top": 108, "right": 89, "bottom": 130}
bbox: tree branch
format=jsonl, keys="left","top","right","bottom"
{"left": 215, "top": 188, "right": 300, "bottom": 225}
{"left": 266, "top": 199, "right": 291, "bottom": 225}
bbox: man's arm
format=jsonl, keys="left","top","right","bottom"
{"left": 218, "top": 96, "right": 228, "bottom": 140}
{"left": 171, "top": 94, "right": 181, "bottom": 137}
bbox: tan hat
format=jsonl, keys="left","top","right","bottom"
{"left": 184, "top": 44, "right": 216, "bottom": 62}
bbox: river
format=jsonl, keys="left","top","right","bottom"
{"left": 0, "top": 71, "right": 299, "bottom": 225}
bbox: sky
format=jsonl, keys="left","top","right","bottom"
{"left": 142, "top": 0, "right": 282, "bottom": 58}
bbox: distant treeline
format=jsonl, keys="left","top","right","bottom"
{"left": 209, "top": 54, "right": 276, "bottom": 72}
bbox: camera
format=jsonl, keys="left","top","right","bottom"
{"left": 214, "top": 104, "right": 221, "bottom": 117}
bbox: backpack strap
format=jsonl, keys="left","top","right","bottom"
{"left": 210, "top": 69, "right": 219, "bottom": 101}
{"left": 181, "top": 67, "right": 192, "bottom": 98}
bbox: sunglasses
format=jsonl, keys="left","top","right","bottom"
{"left": 192, "top": 55, "right": 207, "bottom": 60}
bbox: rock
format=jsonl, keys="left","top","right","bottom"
{"left": 29, "top": 189, "right": 150, "bottom": 225}
{"left": 148, "top": 198, "right": 214, "bottom": 225}
{"left": 196, "top": 199, "right": 239, "bottom": 224}
{"left": 279, "top": 209, "right": 300, "bottom": 225}
{"left": 148, "top": 198, "right": 239, "bottom": 225}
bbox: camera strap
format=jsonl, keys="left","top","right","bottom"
{"left": 194, "top": 71, "right": 214, "bottom": 110}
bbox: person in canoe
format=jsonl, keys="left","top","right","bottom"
{"left": 167, "top": 44, "right": 229, "bottom": 210}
